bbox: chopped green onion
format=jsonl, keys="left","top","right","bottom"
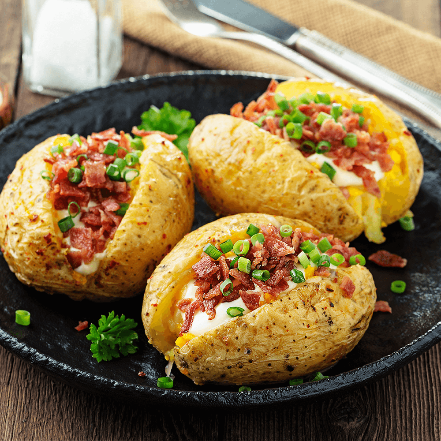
{"left": 290, "top": 268, "right": 305, "bottom": 283}
{"left": 251, "top": 233, "right": 265, "bottom": 245}
{"left": 279, "top": 115, "right": 291, "bottom": 128}
{"left": 68, "top": 167, "right": 82, "bottom": 184}
{"left": 352, "top": 104, "right": 364, "bottom": 114}
{"left": 315, "top": 91, "right": 331, "bottom": 105}
{"left": 330, "top": 253, "right": 345, "bottom": 266}
{"left": 308, "top": 248, "right": 321, "bottom": 264}
{"left": 298, "top": 251, "right": 310, "bottom": 269}
{"left": 289, "top": 378, "right": 304, "bottom": 386}
{"left": 358, "top": 116, "right": 365, "bottom": 127}
{"left": 229, "top": 256, "right": 239, "bottom": 268}
{"left": 300, "top": 140, "right": 316, "bottom": 154}
{"left": 157, "top": 376, "right": 173, "bottom": 389}
{"left": 203, "top": 243, "right": 222, "bottom": 260}
{"left": 330, "top": 103, "right": 343, "bottom": 120}
{"left": 254, "top": 115, "right": 266, "bottom": 127}
{"left": 252, "top": 269, "right": 270, "bottom": 281}
{"left": 106, "top": 164, "right": 121, "bottom": 181}
{"left": 15, "top": 310, "right": 30, "bottom": 326}
{"left": 68, "top": 201, "right": 81, "bottom": 218}
{"left": 76, "top": 154, "right": 88, "bottom": 163}
{"left": 125, "top": 153, "right": 139, "bottom": 166}
{"left": 290, "top": 109, "right": 308, "bottom": 124}
{"left": 349, "top": 254, "right": 366, "bottom": 266}
{"left": 123, "top": 168, "right": 140, "bottom": 183}
{"left": 317, "top": 255, "right": 331, "bottom": 267}
{"left": 391, "top": 280, "right": 406, "bottom": 294}
{"left": 399, "top": 216, "right": 415, "bottom": 231}
{"left": 227, "top": 306, "right": 245, "bottom": 318}
{"left": 113, "top": 158, "right": 127, "bottom": 171}
{"left": 298, "top": 92, "right": 315, "bottom": 104}
{"left": 220, "top": 279, "right": 233, "bottom": 296}
{"left": 40, "top": 170, "right": 54, "bottom": 181}
{"left": 80, "top": 165, "right": 85, "bottom": 172}
{"left": 68, "top": 134, "right": 81, "bottom": 145}
{"left": 238, "top": 257, "right": 251, "bottom": 274}
{"left": 343, "top": 133, "right": 358, "bottom": 147}
{"left": 320, "top": 162, "right": 336, "bottom": 180}
{"left": 286, "top": 122, "right": 303, "bottom": 139}
{"left": 300, "top": 240, "right": 315, "bottom": 253}
{"left": 289, "top": 98, "right": 298, "bottom": 108}
{"left": 246, "top": 224, "right": 259, "bottom": 236}
{"left": 58, "top": 216, "right": 74, "bottom": 233}
{"left": 238, "top": 386, "right": 252, "bottom": 392}
{"left": 103, "top": 140, "right": 119, "bottom": 155}
{"left": 131, "top": 137, "right": 144, "bottom": 151}
{"left": 134, "top": 150, "right": 143, "bottom": 158}
{"left": 311, "top": 372, "right": 328, "bottom": 381}
{"left": 233, "top": 240, "right": 250, "bottom": 256}
{"left": 318, "top": 238, "right": 332, "bottom": 252}
{"left": 220, "top": 239, "right": 234, "bottom": 253}
{"left": 275, "top": 93, "right": 290, "bottom": 111}
{"left": 50, "top": 144, "right": 64, "bottom": 156}
{"left": 274, "top": 109, "right": 284, "bottom": 116}
{"left": 316, "top": 141, "right": 331, "bottom": 154}
{"left": 279, "top": 224, "right": 293, "bottom": 237}
{"left": 316, "top": 112, "right": 332, "bottom": 125}
{"left": 266, "top": 110, "right": 276, "bottom": 117}
{"left": 115, "top": 203, "right": 130, "bottom": 216}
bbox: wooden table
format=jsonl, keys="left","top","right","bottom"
{"left": 1, "top": 1, "right": 440, "bottom": 439}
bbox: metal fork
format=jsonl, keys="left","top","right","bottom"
{"left": 158, "top": 0, "right": 348, "bottom": 84}
{"left": 159, "top": 0, "right": 441, "bottom": 130}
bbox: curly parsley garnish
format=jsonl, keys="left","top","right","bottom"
{"left": 138, "top": 102, "right": 196, "bottom": 161}
{"left": 86, "top": 311, "right": 138, "bottom": 362}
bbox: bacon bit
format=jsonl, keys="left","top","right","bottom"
{"left": 180, "top": 300, "right": 202, "bottom": 334}
{"left": 404, "top": 130, "right": 412, "bottom": 136}
{"left": 240, "top": 291, "right": 260, "bottom": 311}
{"left": 340, "top": 276, "right": 355, "bottom": 298}
{"left": 131, "top": 126, "right": 178, "bottom": 142}
{"left": 138, "top": 371, "right": 146, "bottom": 377}
{"left": 374, "top": 300, "right": 392, "bottom": 313}
{"left": 29, "top": 214, "right": 39, "bottom": 222}
{"left": 36, "top": 249, "right": 44, "bottom": 256}
{"left": 193, "top": 256, "right": 219, "bottom": 278}
{"left": 43, "top": 234, "right": 52, "bottom": 244}
{"left": 177, "top": 298, "right": 192, "bottom": 312}
{"left": 75, "top": 321, "right": 89, "bottom": 331}
{"left": 368, "top": 250, "right": 407, "bottom": 268}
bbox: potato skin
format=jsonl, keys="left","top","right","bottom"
{"left": 0, "top": 133, "right": 194, "bottom": 301}
{"left": 188, "top": 114, "right": 364, "bottom": 242}
{"left": 188, "top": 79, "right": 423, "bottom": 243}
{"left": 142, "top": 213, "right": 376, "bottom": 385}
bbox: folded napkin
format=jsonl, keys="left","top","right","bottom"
{"left": 122, "top": 0, "right": 441, "bottom": 136}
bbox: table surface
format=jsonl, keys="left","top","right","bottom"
{"left": 1, "top": 1, "right": 440, "bottom": 440}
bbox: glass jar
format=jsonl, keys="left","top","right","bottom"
{"left": 22, "top": 0, "right": 123, "bottom": 96}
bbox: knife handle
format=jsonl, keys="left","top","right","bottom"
{"left": 294, "top": 28, "right": 441, "bottom": 128}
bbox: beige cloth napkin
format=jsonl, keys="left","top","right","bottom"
{"left": 122, "top": 0, "right": 441, "bottom": 137}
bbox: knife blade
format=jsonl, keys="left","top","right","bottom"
{"left": 194, "top": 0, "right": 441, "bottom": 128}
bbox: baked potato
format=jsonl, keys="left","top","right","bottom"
{"left": 0, "top": 128, "right": 194, "bottom": 301}
{"left": 142, "top": 213, "right": 376, "bottom": 385}
{"left": 188, "top": 78, "right": 423, "bottom": 243}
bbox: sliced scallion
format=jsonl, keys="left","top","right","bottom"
{"left": 252, "top": 269, "right": 270, "bottom": 281}
{"left": 358, "top": 116, "right": 365, "bottom": 127}
{"left": 316, "top": 112, "right": 332, "bottom": 125}
{"left": 68, "top": 134, "right": 81, "bottom": 145}
{"left": 274, "top": 93, "right": 290, "bottom": 111}
{"left": 391, "top": 280, "right": 406, "bottom": 294}
{"left": 15, "top": 310, "right": 30, "bottom": 326}
{"left": 131, "top": 137, "right": 144, "bottom": 151}
{"left": 203, "top": 243, "right": 222, "bottom": 260}
{"left": 50, "top": 144, "right": 64, "bottom": 156}
{"left": 315, "top": 91, "right": 331, "bottom": 105}
{"left": 229, "top": 256, "right": 239, "bottom": 269}
{"left": 246, "top": 224, "right": 259, "bottom": 236}
{"left": 300, "top": 140, "right": 316, "bottom": 154}
{"left": 157, "top": 376, "right": 173, "bottom": 389}
{"left": 317, "top": 255, "right": 331, "bottom": 267}
{"left": 286, "top": 122, "right": 303, "bottom": 139}
{"left": 238, "top": 386, "right": 252, "bottom": 392}
{"left": 233, "top": 240, "right": 250, "bottom": 256}
{"left": 250, "top": 233, "right": 265, "bottom": 246}
{"left": 220, "top": 279, "right": 233, "bottom": 296}
{"left": 125, "top": 153, "right": 139, "bottom": 166}
{"left": 316, "top": 141, "right": 331, "bottom": 154}
{"left": 40, "top": 170, "right": 54, "bottom": 181}
{"left": 113, "top": 158, "right": 127, "bottom": 171}
{"left": 308, "top": 248, "right": 321, "bottom": 264}
{"left": 220, "top": 239, "right": 234, "bottom": 253}
{"left": 343, "top": 133, "right": 358, "bottom": 147}
{"left": 290, "top": 109, "right": 308, "bottom": 124}
{"left": 311, "top": 372, "right": 328, "bottom": 381}
{"left": 68, "top": 201, "right": 81, "bottom": 218}
{"left": 237, "top": 257, "right": 251, "bottom": 274}
{"left": 58, "top": 216, "right": 74, "bottom": 233}
{"left": 300, "top": 240, "right": 315, "bottom": 253}
{"left": 330, "top": 253, "right": 345, "bottom": 266}
{"left": 349, "top": 254, "right": 366, "bottom": 266}
{"left": 298, "top": 92, "right": 315, "bottom": 104}
{"left": 320, "top": 162, "right": 336, "bottom": 180}
{"left": 279, "top": 224, "right": 293, "bottom": 237}
{"left": 68, "top": 168, "right": 82, "bottom": 184}
{"left": 103, "top": 140, "right": 119, "bottom": 155}
{"left": 227, "top": 306, "right": 245, "bottom": 318}
{"left": 290, "top": 268, "right": 305, "bottom": 283}
{"left": 115, "top": 203, "right": 129, "bottom": 216}
{"left": 289, "top": 378, "right": 304, "bottom": 386}
{"left": 330, "top": 103, "right": 343, "bottom": 120}
{"left": 351, "top": 104, "right": 364, "bottom": 114}
{"left": 399, "top": 216, "right": 415, "bottom": 231}
{"left": 106, "top": 164, "right": 121, "bottom": 181}
{"left": 318, "top": 238, "right": 332, "bottom": 252}
{"left": 298, "top": 251, "right": 310, "bottom": 269}
{"left": 123, "top": 168, "right": 140, "bottom": 182}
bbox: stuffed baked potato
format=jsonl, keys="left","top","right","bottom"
{"left": 142, "top": 213, "right": 376, "bottom": 385}
{"left": 0, "top": 128, "right": 194, "bottom": 301}
{"left": 188, "top": 78, "right": 423, "bottom": 243}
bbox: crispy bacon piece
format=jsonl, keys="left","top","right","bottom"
{"left": 180, "top": 300, "right": 202, "bottom": 334}
{"left": 75, "top": 321, "right": 89, "bottom": 331}
{"left": 192, "top": 256, "right": 219, "bottom": 279}
{"left": 229, "top": 269, "right": 254, "bottom": 290}
{"left": 368, "top": 250, "right": 407, "bottom": 268}
{"left": 240, "top": 291, "right": 260, "bottom": 311}
{"left": 177, "top": 298, "right": 192, "bottom": 312}
{"left": 131, "top": 126, "right": 178, "bottom": 142}
{"left": 340, "top": 276, "right": 355, "bottom": 298}
{"left": 374, "top": 300, "right": 392, "bottom": 313}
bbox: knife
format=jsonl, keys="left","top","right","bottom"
{"left": 194, "top": 0, "right": 441, "bottom": 128}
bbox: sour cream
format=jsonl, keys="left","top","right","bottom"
{"left": 306, "top": 153, "right": 384, "bottom": 187}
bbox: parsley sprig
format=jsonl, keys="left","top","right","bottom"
{"left": 86, "top": 311, "right": 138, "bottom": 362}
{"left": 138, "top": 102, "right": 196, "bottom": 161}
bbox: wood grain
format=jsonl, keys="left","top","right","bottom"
{"left": 1, "top": 1, "right": 441, "bottom": 440}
